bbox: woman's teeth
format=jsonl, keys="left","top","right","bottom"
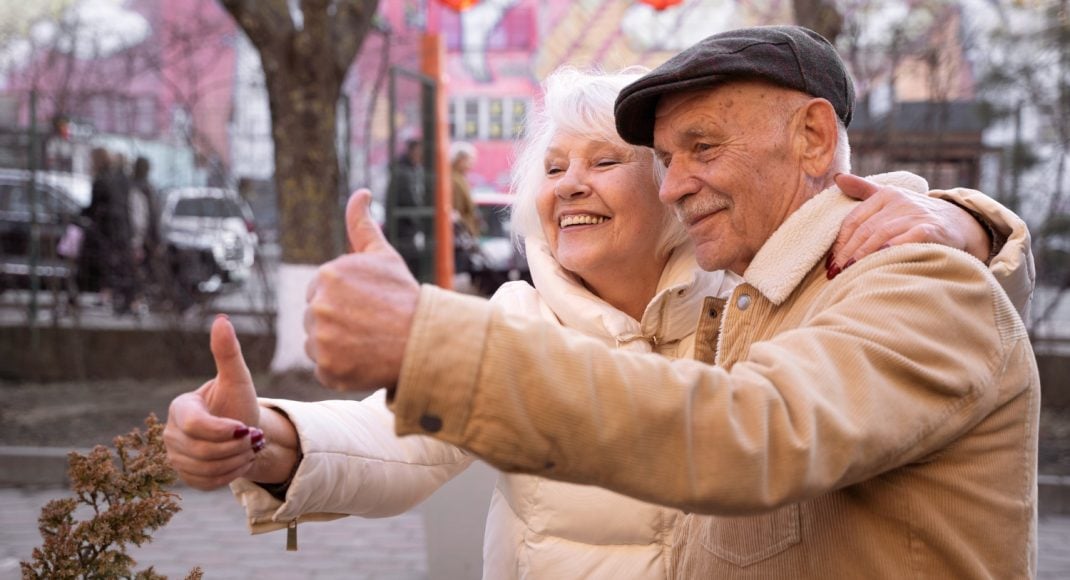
{"left": 560, "top": 215, "right": 608, "bottom": 228}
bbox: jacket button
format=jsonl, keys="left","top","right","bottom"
{"left": 419, "top": 414, "right": 443, "bottom": 433}
{"left": 736, "top": 293, "right": 752, "bottom": 311}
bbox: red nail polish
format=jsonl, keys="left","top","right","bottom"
{"left": 827, "top": 265, "right": 841, "bottom": 280}
{"left": 252, "top": 439, "right": 266, "bottom": 453}
{"left": 844, "top": 258, "right": 856, "bottom": 270}
{"left": 250, "top": 429, "right": 264, "bottom": 444}
{"left": 825, "top": 252, "right": 834, "bottom": 270}
{"left": 233, "top": 426, "right": 250, "bottom": 439}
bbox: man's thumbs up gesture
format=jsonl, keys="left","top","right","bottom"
{"left": 305, "top": 189, "right": 420, "bottom": 391}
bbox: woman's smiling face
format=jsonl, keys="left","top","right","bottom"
{"left": 536, "top": 131, "right": 669, "bottom": 281}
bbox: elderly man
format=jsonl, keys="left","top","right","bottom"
{"left": 304, "top": 26, "right": 1038, "bottom": 578}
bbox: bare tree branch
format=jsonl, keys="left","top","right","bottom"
{"left": 331, "top": 0, "right": 379, "bottom": 78}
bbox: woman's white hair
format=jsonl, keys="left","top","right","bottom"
{"left": 509, "top": 67, "right": 689, "bottom": 258}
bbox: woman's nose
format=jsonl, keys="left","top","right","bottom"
{"left": 555, "top": 166, "right": 591, "bottom": 199}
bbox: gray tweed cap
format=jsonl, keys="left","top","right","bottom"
{"left": 614, "top": 25, "right": 855, "bottom": 147}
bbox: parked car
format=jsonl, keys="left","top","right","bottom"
{"left": 470, "top": 189, "right": 529, "bottom": 295}
{"left": 0, "top": 169, "right": 90, "bottom": 294}
{"left": 159, "top": 187, "right": 258, "bottom": 297}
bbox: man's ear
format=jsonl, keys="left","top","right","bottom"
{"left": 793, "top": 98, "right": 838, "bottom": 179}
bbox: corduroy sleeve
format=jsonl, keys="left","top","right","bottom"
{"left": 391, "top": 249, "right": 1034, "bottom": 516}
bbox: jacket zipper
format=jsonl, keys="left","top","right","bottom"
{"left": 286, "top": 519, "right": 298, "bottom": 551}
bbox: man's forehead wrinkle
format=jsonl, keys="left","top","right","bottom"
{"left": 655, "top": 114, "right": 718, "bottom": 153}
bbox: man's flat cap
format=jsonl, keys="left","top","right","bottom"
{"left": 614, "top": 25, "right": 855, "bottom": 147}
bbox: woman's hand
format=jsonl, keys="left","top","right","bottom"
{"left": 831, "top": 173, "right": 991, "bottom": 276}
{"left": 164, "top": 316, "right": 277, "bottom": 490}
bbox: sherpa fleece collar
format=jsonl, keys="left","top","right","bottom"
{"left": 744, "top": 171, "right": 928, "bottom": 305}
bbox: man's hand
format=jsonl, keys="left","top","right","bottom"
{"left": 305, "top": 189, "right": 420, "bottom": 391}
{"left": 831, "top": 173, "right": 990, "bottom": 276}
{"left": 164, "top": 315, "right": 262, "bottom": 490}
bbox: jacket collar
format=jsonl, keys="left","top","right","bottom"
{"left": 525, "top": 238, "right": 733, "bottom": 350}
{"left": 743, "top": 171, "right": 928, "bottom": 305}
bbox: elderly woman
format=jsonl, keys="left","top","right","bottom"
{"left": 164, "top": 68, "right": 1032, "bottom": 579}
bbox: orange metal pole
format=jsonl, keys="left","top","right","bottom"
{"left": 422, "top": 32, "right": 454, "bottom": 289}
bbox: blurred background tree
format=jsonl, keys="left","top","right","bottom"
{"left": 218, "top": 0, "right": 379, "bottom": 266}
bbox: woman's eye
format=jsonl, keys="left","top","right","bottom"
{"left": 695, "top": 143, "right": 713, "bottom": 153}
{"left": 596, "top": 159, "right": 619, "bottom": 167}
{"left": 545, "top": 166, "right": 563, "bottom": 175}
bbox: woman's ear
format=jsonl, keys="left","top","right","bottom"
{"left": 793, "top": 98, "right": 838, "bottom": 179}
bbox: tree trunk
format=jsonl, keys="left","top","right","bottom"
{"left": 219, "top": 0, "right": 379, "bottom": 371}
{"left": 264, "top": 70, "right": 346, "bottom": 263}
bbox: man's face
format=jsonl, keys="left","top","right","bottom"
{"left": 652, "top": 81, "right": 811, "bottom": 274}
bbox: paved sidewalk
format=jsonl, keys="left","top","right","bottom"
{"left": 3, "top": 486, "right": 1070, "bottom": 579}
{"left": 0, "top": 487, "right": 427, "bottom": 580}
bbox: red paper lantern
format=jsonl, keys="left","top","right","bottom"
{"left": 639, "top": 0, "right": 684, "bottom": 10}
{"left": 438, "top": 0, "right": 480, "bottom": 11}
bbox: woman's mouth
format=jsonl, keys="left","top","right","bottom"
{"left": 559, "top": 214, "right": 609, "bottom": 228}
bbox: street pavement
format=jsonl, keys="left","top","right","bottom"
{"left": 0, "top": 486, "right": 428, "bottom": 580}
{"left": 2, "top": 485, "right": 1070, "bottom": 579}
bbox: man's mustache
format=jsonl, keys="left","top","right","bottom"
{"left": 674, "top": 195, "right": 732, "bottom": 225}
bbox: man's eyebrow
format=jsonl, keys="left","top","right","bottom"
{"left": 681, "top": 124, "right": 711, "bottom": 141}
{"left": 655, "top": 123, "right": 708, "bottom": 151}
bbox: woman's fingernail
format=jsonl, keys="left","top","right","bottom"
{"left": 216, "top": 313, "right": 229, "bottom": 321}
{"left": 826, "top": 265, "right": 841, "bottom": 280}
{"left": 825, "top": 252, "right": 834, "bottom": 270}
{"left": 252, "top": 439, "right": 266, "bottom": 453}
{"left": 250, "top": 428, "right": 264, "bottom": 443}
{"left": 233, "top": 426, "right": 250, "bottom": 439}
{"left": 844, "top": 258, "right": 857, "bottom": 270}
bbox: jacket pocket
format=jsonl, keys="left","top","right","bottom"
{"left": 685, "top": 504, "right": 801, "bottom": 567}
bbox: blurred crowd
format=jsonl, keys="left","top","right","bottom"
{"left": 77, "top": 147, "right": 159, "bottom": 315}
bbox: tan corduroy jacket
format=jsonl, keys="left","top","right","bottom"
{"left": 391, "top": 181, "right": 1040, "bottom": 579}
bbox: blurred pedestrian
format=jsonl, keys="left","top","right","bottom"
{"left": 128, "top": 156, "right": 159, "bottom": 313}
{"left": 81, "top": 148, "right": 135, "bottom": 312}
{"left": 108, "top": 153, "right": 136, "bottom": 314}
{"left": 449, "top": 141, "right": 483, "bottom": 280}
{"left": 79, "top": 148, "right": 111, "bottom": 302}
{"left": 386, "top": 139, "right": 426, "bottom": 277}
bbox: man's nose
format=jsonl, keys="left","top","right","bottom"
{"left": 658, "top": 158, "right": 696, "bottom": 206}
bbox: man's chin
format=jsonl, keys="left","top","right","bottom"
{"left": 694, "top": 243, "right": 747, "bottom": 275}
{"left": 694, "top": 248, "right": 728, "bottom": 273}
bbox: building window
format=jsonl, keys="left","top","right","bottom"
{"left": 464, "top": 98, "right": 480, "bottom": 139}
{"left": 88, "top": 95, "right": 110, "bottom": 133}
{"left": 488, "top": 98, "right": 503, "bottom": 139}
{"left": 136, "top": 96, "right": 156, "bottom": 136}
{"left": 450, "top": 96, "right": 531, "bottom": 141}
{"left": 114, "top": 98, "right": 132, "bottom": 134}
